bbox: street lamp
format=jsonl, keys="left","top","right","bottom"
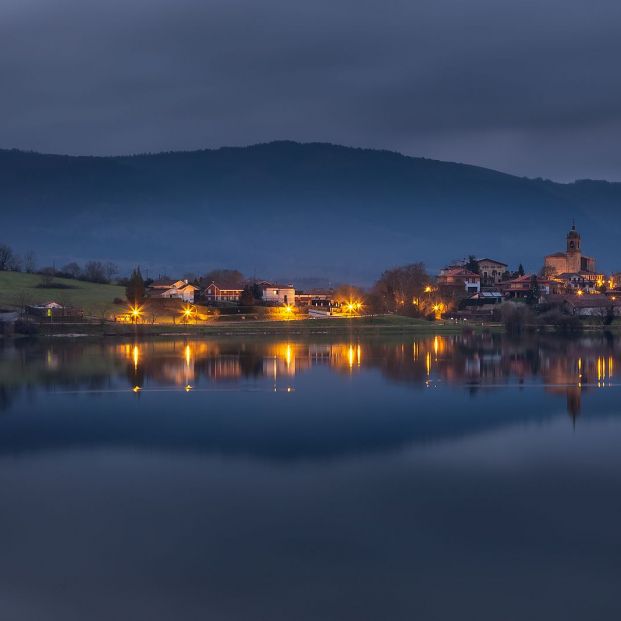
{"left": 129, "top": 305, "right": 143, "bottom": 323}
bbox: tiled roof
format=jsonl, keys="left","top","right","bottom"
{"left": 441, "top": 268, "right": 480, "bottom": 278}
{"left": 476, "top": 258, "right": 508, "bottom": 267}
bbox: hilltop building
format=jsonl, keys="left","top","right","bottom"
{"left": 477, "top": 259, "right": 508, "bottom": 285}
{"left": 544, "top": 224, "right": 596, "bottom": 276}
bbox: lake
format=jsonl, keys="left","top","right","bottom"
{"left": 1, "top": 333, "right": 620, "bottom": 620}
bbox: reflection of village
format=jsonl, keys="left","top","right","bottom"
{"left": 1, "top": 336, "right": 619, "bottom": 422}
{"left": 116, "top": 335, "right": 621, "bottom": 422}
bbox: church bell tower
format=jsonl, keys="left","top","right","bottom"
{"left": 566, "top": 222, "right": 582, "bottom": 272}
{"left": 566, "top": 222, "right": 580, "bottom": 252}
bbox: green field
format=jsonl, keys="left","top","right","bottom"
{"left": 0, "top": 271, "right": 125, "bottom": 316}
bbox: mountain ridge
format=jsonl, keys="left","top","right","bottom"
{"left": 1, "top": 141, "right": 619, "bottom": 283}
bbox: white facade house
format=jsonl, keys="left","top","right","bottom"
{"left": 148, "top": 279, "right": 198, "bottom": 303}
{"left": 259, "top": 281, "right": 296, "bottom": 306}
{"left": 476, "top": 258, "right": 508, "bottom": 285}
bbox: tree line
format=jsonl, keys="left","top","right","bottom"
{"left": 0, "top": 243, "right": 120, "bottom": 284}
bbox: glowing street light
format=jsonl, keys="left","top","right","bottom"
{"left": 129, "top": 305, "right": 143, "bottom": 323}
{"left": 181, "top": 305, "right": 196, "bottom": 323}
{"left": 345, "top": 300, "right": 363, "bottom": 315}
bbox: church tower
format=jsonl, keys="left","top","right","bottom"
{"left": 566, "top": 223, "right": 580, "bottom": 252}
{"left": 566, "top": 223, "right": 582, "bottom": 272}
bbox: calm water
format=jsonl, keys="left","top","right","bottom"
{"left": 1, "top": 333, "right": 621, "bottom": 620}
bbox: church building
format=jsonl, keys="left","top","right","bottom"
{"left": 544, "top": 224, "right": 596, "bottom": 275}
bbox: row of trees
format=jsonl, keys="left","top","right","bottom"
{"left": 0, "top": 244, "right": 36, "bottom": 273}
{"left": 0, "top": 243, "right": 121, "bottom": 284}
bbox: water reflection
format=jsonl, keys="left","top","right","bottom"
{"left": 3, "top": 335, "right": 621, "bottom": 621}
{"left": 2, "top": 334, "right": 621, "bottom": 421}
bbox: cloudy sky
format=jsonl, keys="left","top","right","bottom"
{"left": 2, "top": 0, "right": 620, "bottom": 181}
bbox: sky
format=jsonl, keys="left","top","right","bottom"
{"left": 2, "top": 0, "right": 621, "bottom": 181}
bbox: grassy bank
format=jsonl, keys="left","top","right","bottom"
{"left": 0, "top": 271, "right": 124, "bottom": 315}
{"left": 28, "top": 314, "right": 498, "bottom": 338}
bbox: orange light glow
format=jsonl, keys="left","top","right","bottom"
{"left": 129, "top": 305, "right": 143, "bottom": 321}
{"left": 181, "top": 305, "right": 195, "bottom": 321}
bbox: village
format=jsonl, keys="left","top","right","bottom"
{"left": 118, "top": 223, "right": 621, "bottom": 324}
{"left": 2, "top": 223, "right": 621, "bottom": 331}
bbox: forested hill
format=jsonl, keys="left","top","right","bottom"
{"left": 1, "top": 141, "right": 620, "bottom": 282}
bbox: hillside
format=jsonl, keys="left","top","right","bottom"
{"left": 0, "top": 271, "right": 125, "bottom": 315}
{"left": 1, "top": 141, "right": 620, "bottom": 283}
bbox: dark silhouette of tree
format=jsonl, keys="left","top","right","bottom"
{"left": 126, "top": 267, "right": 146, "bottom": 305}
{"left": 105, "top": 262, "right": 119, "bottom": 283}
{"left": 373, "top": 263, "right": 430, "bottom": 315}
{"left": 466, "top": 255, "right": 480, "bottom": 274}
{"left": 239, "top": 284, "right": 257, "bottom": 306}
{"left": 24, "top": 251, "right": 36, "bottom": 273}
{"left": 202, "top": 269, "right": 245, "bottom": 288}
{"left": 82, "top": 261, "right": 108, "bottom": 283}
{"left": 39, "top": 266, "right": 55, "bottom": 287}
{"left": 527, "top": 274, "right": 540, "bottom": 304}
{"left": 0, "top": 244, "right": 14, "bottom": 271}
{"left": 60, "top": 262, "right": 81, "bottom": 279}
{"left": 518, "top": 263, "right": 525, "bottom": 276}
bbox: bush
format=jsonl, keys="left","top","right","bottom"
{"left": 538, "top": 309, "right": 583, "bottom": 334}
{"left": 501, "top": 302, "right": 536, "bottom": 335}
{"left": 14, "top": 319, "right": 39, "bottom": 335}
{"left": 35, "top": 282, "right": 76, "bottom": 290}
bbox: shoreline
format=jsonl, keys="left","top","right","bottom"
{"left": 4, "top": 316, "right": 500, "bottom": 339}
{"left": 4, "top": 315, "right": 619, "bottom": 340}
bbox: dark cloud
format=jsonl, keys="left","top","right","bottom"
{"left": 1, "top": 0, "right": 621, "bottom": 180}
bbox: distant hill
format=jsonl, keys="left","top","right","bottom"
{"left": 1, "top": 141, "right": 620, "bottom": 283}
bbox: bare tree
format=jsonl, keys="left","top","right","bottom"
{"left": 7, "top": 253, "right": 22, "bottom": 272}
{"left": 0, "top": 244, "right": 14, "bottom": 271}
{"left": 39, "top": 266, "right": 56, "bottom": 287}
{"left": 15, "top": 289, "right": 34, "bottom": 313}
{"left": 82, "top": 261, "right": 108, "bottom": 283}
{"left": 202, "top": 269, "right": 245, "bottom": 288}
{"left": 373, "top": 263, "right": 431, "bottom": 315}
{"left": 105, "top": 262, "right": 119, "bottom": 283}
{"left": 61, "top": 262, "right": 81, "bottom": 279}
{"left": 24, "top": 251, "right": 36, "bottom": 273}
